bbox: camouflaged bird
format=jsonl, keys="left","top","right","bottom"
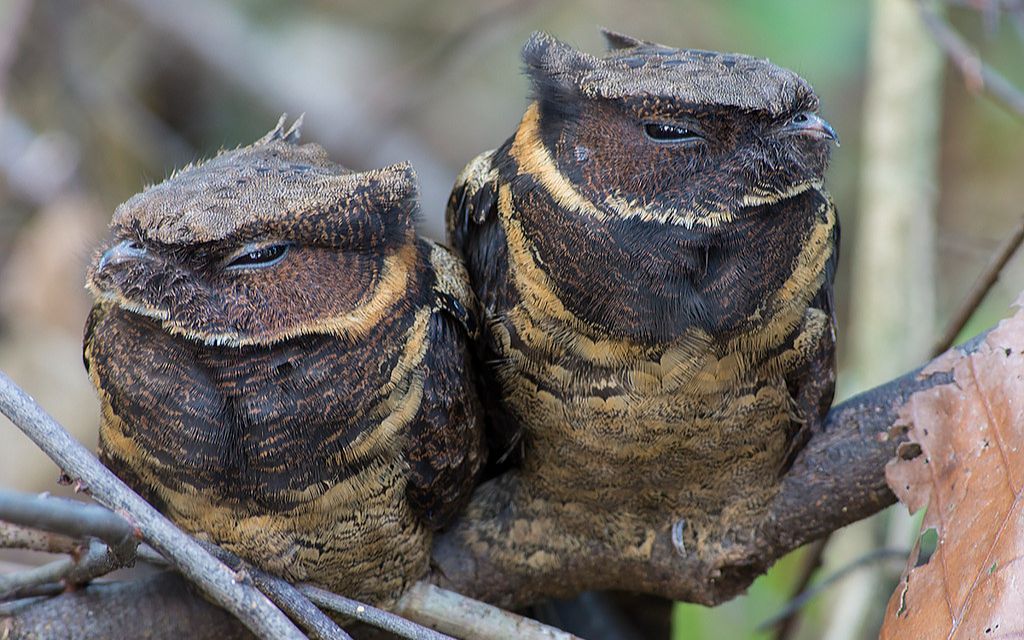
{"left": 447, "top": 31, "right": 839, "bottom": 559}
{"left": 84, "top": 117, "right": 485, "bottom": 606}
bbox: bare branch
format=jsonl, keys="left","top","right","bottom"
{"left": 761, "top": 547, "right": 908, "bottom": 633}
{"left": 0, "top": 540, "right": 122, "bottom": 600}
{"left": 302, "top": 585, "right": 454, "bottom": 640}
{"left": 919, "top": 0, "right": 1024, "bottom": 118}
{"left": 0, "top": 369, "right": 305, "bottom": 639}
{"left": 770, "top": 538, "right": 829, "bottom": 640}
{"left": 243, "top": 574, "right": 351, "bottom": 640}
{"left": 933, "top": 214, "right": 1024, "bottom": 354}
{"left": 2, "top": 555, "right": 77, "bottom": 601}
{"left": 0, "top": 489, "right": 135, "bottom": 553}
{"left": 396, "top": 583, "right": 582, "bottom": 640}
{"left": 197, "top": 545, "right": 352, "bottom": 640}
{"left": 0, "top": 488, "right": 355, "bottom": 640}
{"left": 0, "top": 521, "right": 79, "bottom": 554}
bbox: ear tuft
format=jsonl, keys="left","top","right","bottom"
{"left": 257, "top": 114, "right": 303, "bottom": 146}
{"left": 282, "top": 113, "right": 304, "bottom": 143}
{"left": 599, "top": 28, "right": 646, "bottom": 51}
{"left": 522, "top": 31, "right": 597, "bottom": 78}
{"left": 521, "top": 32, "right": 597, "bottom": 118}
{"left": 373, "top": 161, "right": 419, "bottom": 208}
{"left": 359, "top": 161, "right": 420, "bottom": 233}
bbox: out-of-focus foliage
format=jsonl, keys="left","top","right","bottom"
{"left": 0, "top": 1, "right": 1021, "bottom": 638}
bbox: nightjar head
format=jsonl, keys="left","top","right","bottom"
{"left": 521, "top": 30, "right": 837, "bottom": 230}
{"left": 87, "top": 116, "right": 419, "bottom": 346}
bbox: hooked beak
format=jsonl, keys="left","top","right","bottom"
{"left": 783, "top": 112, "right": 839, "bottom": 145}
{"left": 97, "top": 240, "right": 147, "bottom": 272}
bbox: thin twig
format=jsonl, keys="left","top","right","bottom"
{"left": 136, "top": 543, "right": 167, "bottom": 566}
{"left": 0, "top": 583, "right": 64, "bottom": 601}
{"left": 945, "top": 0, "right": 1024, "bottom": 10}
{"left": 759, "top": 548, "right": 908, "bottom": 632}
{"left": 249, "top": 573, "right": 352, "bottom": 640}
{"left": 0, "top": 540, "right": 122, "bottom": 600}
{"left": 919, "top": 0, "right": 1024, "bottom": 118}
{"left": 944, "top": 0, "right": 1024, "bottom": 36}
{"left": 932, "top": 215, "right": 1024, "bottom": 355}
{"left": 0, "top": 369, "right": 306, "bottom": 640}
{"left": 0, "top": 571, "right": 252, "bottom": 635}
{"left": 200, "top": 543, "right": 352, "bottom": 640}
{"left": 1, "top": 557, "right": 76, "bottom": 601}
{"left": 0, "top": 489, "right": 135, "bottom": 554}
{"left": 396, "top": 582, "right": 583, "bottom": 640}
{"left": 47, "top": 539, "right": 123, "bottom": 587}
{"left": 302, "top": 584, "right": 454, "bottom": 640}
{"left": 0, "top": 521, "right": 80, "bottom": 554}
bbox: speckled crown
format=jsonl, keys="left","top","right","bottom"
{"left": 113, "top": 116, "right": 417, "bottom": 249}
{"left": 523, "top": 30, "right": 816, "bottom": 116}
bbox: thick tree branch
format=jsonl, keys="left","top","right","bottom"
{"left": 0, "top": 572, "right": 254, "bottom": 640}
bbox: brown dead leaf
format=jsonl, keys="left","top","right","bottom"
{"left": 881, "top": 296, "right": 1024, "bottom": 639}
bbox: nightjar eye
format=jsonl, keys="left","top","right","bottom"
{"left": 225, "top": 243, "right": 289, "bottom": 270}
{"left": 644, "top": 123, "right": 704, "bottom": 143}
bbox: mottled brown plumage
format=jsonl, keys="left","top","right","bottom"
{"left": 447, "top": 31, "right": 839, "bottom": 568}
{"left": 84, "top": 117, "right": 485, "bottom": 606}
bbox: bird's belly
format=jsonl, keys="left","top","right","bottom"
{"left": 159, "top": 457, "right": 429, "bottom": 606}
{"left": 98, "top": 404, "right": 429, "bottom": 605}
{"left": 503, "top": 340, "right": 796, "bottom": 513}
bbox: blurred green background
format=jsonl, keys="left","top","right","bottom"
{"left": 0, "top": 0, "right": 1021, "bottom": 638}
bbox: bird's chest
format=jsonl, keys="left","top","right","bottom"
{"left": 89, "top": 307, "right": 434, "bottom": 603}
{"left": 91, "top": 307, "right": 424, "bottom": 510}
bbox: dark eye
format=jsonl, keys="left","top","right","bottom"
{"left": 644, "top": 123, "right": 703, "bottom": 143}
{"left": 225, "top": 243, "right": 289, "bottom": 270}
